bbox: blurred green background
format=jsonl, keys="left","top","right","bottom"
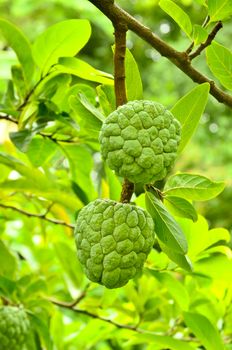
{"left": 0, "top": 0, "right": 231, "bottom": 232}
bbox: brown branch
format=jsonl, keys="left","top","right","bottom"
{"left": 0, "top": 203, "right": 74, "bottom": 229}
{"left": 114, "top": 22, "right": 128, "bottom": 107}
{"left": 49, "top": 296, "right": 200, "bottom": 342}
{"left": 189, "top": 21, "right": 223, "bottom": 60}
{"left": 0, "top": 114, "right": 78, "bottom": 144}
{"left": 47, "top": 284, "right": 89, "bottom": 308}
{"left": 0, "top": 114, "right": 18, "bottom": 124}
{"left": 89, "top": 0, "right": 232, "bottom": 108}
{"left": 113, "top": 19, "right": 135, "bottom": 202}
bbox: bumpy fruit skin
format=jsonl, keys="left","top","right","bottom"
{"left": 99, "top": 100, "right": 181, "bottom": 184}
{"left": 75, "top": 199, "right": 155, "bottom": 289}
{"left": 0, "top": 306, "right": 30, "bottom": 350}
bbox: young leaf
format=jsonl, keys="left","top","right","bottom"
{"left": 69, "top": 95, "right": 102, "bottom": 132}
{"left": 11, "top": 65, "right": 27, "bottom": 99}
{"left": 97, "top": 85, "right": 116, "bottom": 116}
{"left": 206, "top": 42, "right": 232, "bottom": 90}
{"left": 148, "top": 270, "right": 190, "bottom": 310}
{"left": 171, "top": 83, "right": 210, "bottom": 153}
{"left": 57, "top": 57, "right": 114, "bottom": 85}
{"left": 32, "top": 19, "right": 91, "bottom": 75}
{"left": 164, "top": 195, "right": 198, "bottom": 222}
{"left": 125, "top": 48, "right": 143, "bottom": 101}
{"left": 208, "top": 0, "right": 232, "bottom": 22}
{"left": 145, "top": 191, "right": 188, "bottom": 254}
{"left": 54, "top": 241, "right": 84, "bottom": 287}
{"left": 183, "top": 312, "right": 224, "bottom": 350}
{"left": 28, "top": 313, "right": 53, "bottom": 350}
{"left": 10, "top": 129, "right": 34, "bottom": 152}
{"left": 192, "top": 25, "right": 208, "bottom": 45}
{"left": 0, "top": 241, "right": 17, "bottom": 278}
{"left": 78, "top": 93, "right": 105, "bottom": 122}
{"left": 159, "top": 0, "right": 192, "bottom": 38}
{"left": 159, "top": 241, "right": 193, "bottom": 272}
{"left": 0, "top": 18, "right": 35, "bottom": 86}
{"left": 26, "top": 136, "right": 57, "bottom": 167}
{"left": 125, "top": 331, "right": 195, "bottom": 350}
{"left": 164, "top": 173, "right": 225, "bottom": 201}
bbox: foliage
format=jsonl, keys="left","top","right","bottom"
{"left": 0, "top": 0, "right": 231, "bottom": 349}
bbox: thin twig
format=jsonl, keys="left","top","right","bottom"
{"left": 0, "top": 114, "right": 78, "bottom": 144}
{"left": 47, "top": 284, "right": 90, "bottom": 308}
{"left": 0, "top": 203, "right": 74, "bottom": 229}
{"left": 89, "top": 0, "right": 232, "bottom": 108}
{"left": 189, "top": 21, "right": 223, "bottom": 60}
{"left": 50, "top": 297, "right": 200, "bottom": 342}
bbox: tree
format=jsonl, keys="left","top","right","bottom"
{"left": 0, "top": 0, "right": 231, "bottom": 349}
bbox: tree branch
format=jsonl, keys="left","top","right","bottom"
{"left": 89, "top": 0, "right": 232, "bottom": 108}
{"left": 0, "top": 114, "right": 78, "bottom": 144}
{"left": 50, "top": 296, "right": 199, "bottom": 342}
{"left": 189, "top": 21, "right": 223, "bottom": 60}
{"left": 113, "top": 19, "right": 134, "bottom": 202}
{"left": 0, "top": 203, "right": 74, "bottom": 229}
{"left": 114, "top": 22, "right": 128, "bottom": 107}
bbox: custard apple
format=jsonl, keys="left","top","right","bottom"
{"left": 99, "top": 100, "right": 181, "bottom": 184}
{"left": 0, "top": 305, "right": 30, "bottom": 350}
{"left": 75, "top": 199, "right": 155, "bottom": 288}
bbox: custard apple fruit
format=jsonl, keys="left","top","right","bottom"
{"left": 75, "top": 199, "right": 155, "bottom": 288}
{"left": 99, "top": 100, "right": 181, "bottom": 184}
{"left": 0, "top": 305, "right": 30, "bottom": 350}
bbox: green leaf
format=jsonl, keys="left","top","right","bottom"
{"left": 28, "top": 313, "right": 53, "bottom": 350}
{"left": 148, "top": 270, "right": 189, "bottom": 310}
{"left": 69, "top": 95, "right": 102, "bottom": 133}
{"left": 11, "top": 65, "right": 27, "bottom": 99}
{"left": 26, "top": 136, "right": 57, "bottom": 167}
{"left": 54, "top": 241, "right": 84, "bottom": 287}
{"left": 164, "top": 173, "right": 225, "bottom": 201}
{"left": 32, "top": 19, "right": 91, "bottom": 75}
{"left": 62, "top": 144, "right": 96, "bottom": 201}
{"left": 57, "top": 57, "right": 113, "bottom": 85}
{"left": 125, "top": 331, "right": 195, "bottom": 350}
{"left": 0, "top": 241, "right": 17, "bottom": 278}
{"left": 0, "top": 18, "right": 35, "bottom": 86}
{"left": 164, "top": 195, "right": 198, "bottom": 222}
{"left": 145, "top": 191, "right": 188, "bottom": 254}
{"left": 171, "top": 83, "right": 210, "bottom": 153}
{"left": 159, "top": 242, "right": 193, "bottom": 272}
{"left": 192, "top": 25, "right": 208, "bottom": 45}
{"left": 183, "top": 312, "right": 224, "bottom": 350}
{"left": 97, "top": 85, "right": 115, "bottom": 116}
{"left": 9, "top": 129, "right": 34, "bottom": 152}
{"left": 206, "top": 42, "right": 232, "bottom": 91}
{"left": 208, "top": 0, "right": 232, "bottom": 22}
{"left": 78, "top": 92, "right": 105, "bottom": 122}
{"left": 125, "top": 48, "right": 143, "bottom": 100}
{"left": 159, "top": 0, "right": 192, "bottom": 38}
{"left": 0, "top": 276, "right": 17, "bottom": 299}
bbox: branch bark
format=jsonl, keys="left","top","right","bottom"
{"left": 89, "top": 0, "right": 232, "bottom": 108}
{"left": 113, "top": 20, "right": 134, "bottom": 202}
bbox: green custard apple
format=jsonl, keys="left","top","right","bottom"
{"left": 0, "top": 305, "right": 30, "bottom": 350}
{"left": 99, "top": 100, "right": 181, "bottom": 184}
{"left": 75, "top": 199, "right": 155, "bottom": 288}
